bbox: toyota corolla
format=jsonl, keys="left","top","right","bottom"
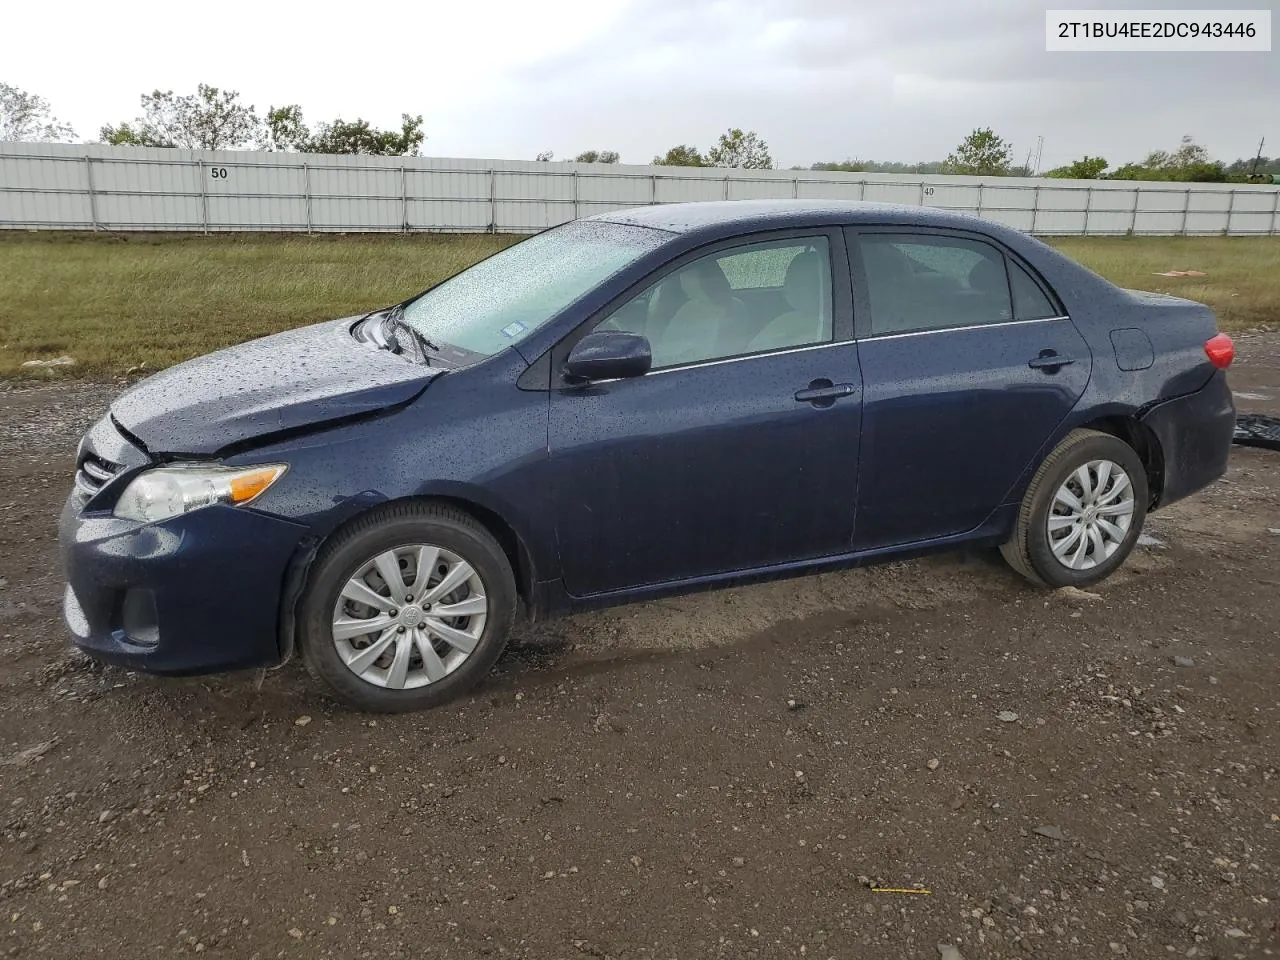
{"left": 59, "top": 200, "right": 1237, "bottom": 711}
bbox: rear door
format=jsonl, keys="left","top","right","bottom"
{"left": 847, "top": 228, "right": 1092, "bottom": 550}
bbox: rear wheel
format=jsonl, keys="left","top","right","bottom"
{"left": 297, "top": 503, "right": 516, "bottom": 712}
{"left": 1001, "top": 429, "right": 1149, "bottom": 588}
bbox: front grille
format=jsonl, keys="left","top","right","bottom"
{"left": 74, "top": 452, "right": 122, "bottom": 496}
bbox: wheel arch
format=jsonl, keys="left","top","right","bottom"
{"left": 999, "top": 424, "right": 1151, "bottom": 588}
{"left": 1073, "top": 413, "right": 1165, "bottom": 509}
{"left": 420, "top": 494, "right": 539, "bottom": 608}
{"left": 1001, "top": 405, "right": 1167, "bottom": 529}
{"left": 281, "top": 490, "right": 542, "bottom": 665}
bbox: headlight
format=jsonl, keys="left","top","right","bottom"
{"left": 113, "top": 463, "right": 287, "bottom": 523}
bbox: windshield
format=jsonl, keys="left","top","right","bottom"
{"left": 401, "top": 220, "right": 670, "bottom": 357}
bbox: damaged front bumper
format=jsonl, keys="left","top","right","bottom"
{"left": 58, "top": 415, "right": 307, "bottom": 675}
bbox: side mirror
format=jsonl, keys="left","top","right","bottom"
{"left": 564, "top": 331, "right": 652, "bottom": 383}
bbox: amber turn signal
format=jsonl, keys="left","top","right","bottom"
{"left": 229, "top": 465, "right": 288, "bottom": 505}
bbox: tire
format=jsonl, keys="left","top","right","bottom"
{"left": 1000, "top": 428, "right": 1149, "bottom": 588}
{"left": 296, "top": 502, "right": 517, "bottom": 712}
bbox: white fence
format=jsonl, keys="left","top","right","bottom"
{"left": 2, "top": 143, "right": 1278, "bottom": 237}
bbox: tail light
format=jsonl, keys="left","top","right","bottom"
{"left": 1204, "top": 333, "right": 1234, "bottom": 369}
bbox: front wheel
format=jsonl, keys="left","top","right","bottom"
{"left": 1001, "top": 428, "right": 1149, "bottom": 588}
{"left": 296, "top": 503, "right": 517, "bottom": 712}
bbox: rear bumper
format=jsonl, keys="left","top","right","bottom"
{"left": 1140, "top": 371, "right": 1236, "bottom": 509}
{"left": 59, "top": 497, "right": 308, "bottom": 675}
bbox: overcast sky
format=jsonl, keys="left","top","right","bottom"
{"left": 7, "top": 0, "right": 1276, "bottom": 169}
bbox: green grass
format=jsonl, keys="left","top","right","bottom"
{"left": 1049, "top": 236, "right": 1280, "bottom": 333}
{"left": 0, "top": 232, "right": 516, "bottom": 379}
{"left": 1, "top": 231, "right": 1276, "bottom": 380}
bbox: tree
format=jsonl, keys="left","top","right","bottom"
{"left": 652, "top": 144, "right": 705, "bottom": 167}
{"left": 99, "top": 87, "right": 425, "bottom": 155}
{"left": 100, "top": 84, "right": 260, "bottom": 149}
{"left": 1225, "top": 155, "right": 1280, "bottom": 177}
{"left": 812, "top": 160, "right": 870, "bottom": 173}
{"left": 1108, "top": 137, "right": 1226, "bottom": 182}
{"left": 256, "top": 107, "right": 425, "bottom": 155}
{"left": 812, "top": 159, "right": 947, "bottom": 175}
{"left": 259, "top": 104, "right": 309, "bottom": 152}
{"left": 574, "top": 149, "right": 619, "bottom": 163}
{"left": 305, "top": 114, "right": 424, "bottom": 156}
{"left": 1046, "top": 156, "right": 1109, "bottom": 179}
{"left": 1106, "top": 159, "right": 1149, "bottom": 181}
{"left": 1158, "top": 136, "right": 1224, "bottom": 181}
{"left": 942, "top": 128, "right": 1013, "bottom": 176}
{"left": 706, "top": 128, "right": 773, "bottom": 169}
{"left": 0, "top": 82, "right": 76, "bottom": 142}
{"left": 99, "top": 123, "right": 170, "bottom": 147}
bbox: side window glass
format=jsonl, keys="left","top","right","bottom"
{"left": 859, "top": 234, "right": 1013, "bottom": 336}
{"left": 720, "top": 245, "right": 802, "bottom": 289}
{"left": 596, "top": 237, "right": 833, "bottom": 369}
{"left": 1009, "top": 259, "right": 1060, "bottom": 320}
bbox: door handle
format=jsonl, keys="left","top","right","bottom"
{"left": 794, "top": 380, "right": 856, "bottom": 405}
{"left": 1028, "top": 350, "right": 1075, "bottom": 371}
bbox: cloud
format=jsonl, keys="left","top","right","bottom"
{"left": 6, "top": 0, "right": 1276, "bottom": 171}
{"left": 486, "top": 0, "right": 1277, "bottom": 168}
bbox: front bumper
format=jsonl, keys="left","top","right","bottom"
{"left": 1140, "top": 370, "right": 1236, "bottom": 509}
{"left": 59, "top": 496, "right": 309, "bottom": 675}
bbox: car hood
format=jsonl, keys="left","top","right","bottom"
{"left": 111, "top": 317, "right": 442, "bottom": 456}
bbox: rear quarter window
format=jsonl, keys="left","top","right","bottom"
{"left": 1009, "top": 259, "right": 1061, "bottom": 320}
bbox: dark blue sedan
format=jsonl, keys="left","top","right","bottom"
{"left": 60, "top": 201, "right": 1237, "bottom": 711}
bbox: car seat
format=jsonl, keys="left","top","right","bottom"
{"left": 963, "top": 256, "right": 1013, "bottom": 325}
{"left": 649, "top": 259, "right": 743, "bottom": 366}
{"left": 746, "top": 250, "right": 830, "bottom": 352}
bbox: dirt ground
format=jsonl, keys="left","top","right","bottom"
{"left": 1, "top": 338, "right": 1278, "bottom": 960}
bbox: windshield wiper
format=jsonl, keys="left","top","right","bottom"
{"left": 380, "top": 305, "right": 441, "bottom": 362}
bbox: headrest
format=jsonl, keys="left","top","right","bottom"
{"left": 783, "top": 250, "right": 822, "bottom": 312}
{"left": 967, "top": 256, "right": 1006, "bottom": 297}
{"left": 678, "top": 259, "right": 733, "bottom": 304}
{"left": 861, "top": 241, "right": 912, "bottom": 284}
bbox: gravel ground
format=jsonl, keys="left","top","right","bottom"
{"left": 1, "top": 340, "right": 1278, "bottom": 960}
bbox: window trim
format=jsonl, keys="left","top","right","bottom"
{"left": 574, "top": 339, "right": 852, "bottom": 386}
{"left": 844, "top": 226, "right": 1068, "bottom": 340}
{"left": 861, "top": 314, "right": 1073, "bottom": 342}
{"left": 550, "top": 227, "right": 854, "bottom": 387}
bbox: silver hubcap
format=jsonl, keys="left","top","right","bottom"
{"left": 1047, "top": 459, "right": 1136, "bottom": 570}
{"left": 332, "top": 544, "right": 488, "bottom": 690}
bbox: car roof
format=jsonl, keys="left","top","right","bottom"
{"left": 585, "top": 199, "right": 996, "bottom": 237}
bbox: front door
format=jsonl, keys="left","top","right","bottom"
{"left": 548, "top": 231, "right": 863, "bottom": 597}
{"left": 848, "top": 228, "right": 1093, "bottom": 550}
